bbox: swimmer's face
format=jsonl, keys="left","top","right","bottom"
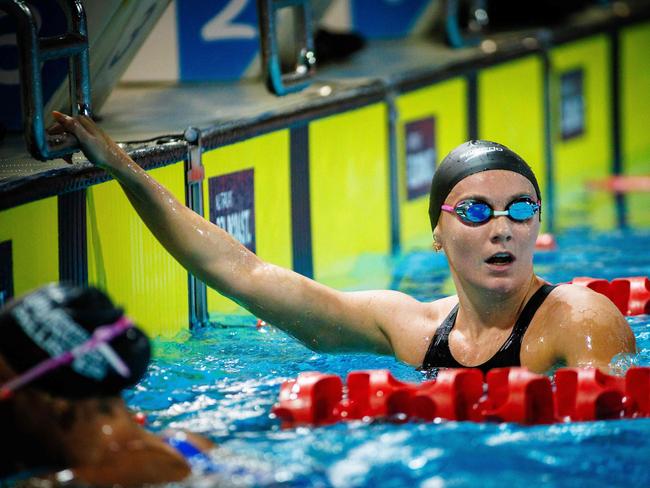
{"left": 436, "top": 170, "right": 540, "bottom": 294}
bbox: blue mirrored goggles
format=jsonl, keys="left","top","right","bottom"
{"left": 441, "top": 197, "right": 541, "bottom": 225}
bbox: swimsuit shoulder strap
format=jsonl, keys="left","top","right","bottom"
{"left": 420, "top": 284, "right": 558, "bottom": 374}
{"left": 511, "top": 283, "right": 557, "bottom": 337}
{"left": 420, "top": 303, "right": 463, "bottom": 371}
{"left": 479, "top": 283, "right": 558, "bottom": 372}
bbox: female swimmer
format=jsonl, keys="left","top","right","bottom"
{"left": 0, "top": 283, "right": 214, "bottom": 487}
{"left": 50, "top": 112, "right": 636, "bottom": 374}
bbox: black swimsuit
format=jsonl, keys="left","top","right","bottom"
{"left": 421, "top": 284, "right": 557, "bottom": 375}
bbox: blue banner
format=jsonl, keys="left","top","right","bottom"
{"left": 351, "top": 0, "right": 431, "bottom": 39}
{"left": 176, "top": 0, "right": 259, "bottom": 81}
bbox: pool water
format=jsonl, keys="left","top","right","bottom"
{"left": 125, "top": 228, "right": 650, "bottom": 487}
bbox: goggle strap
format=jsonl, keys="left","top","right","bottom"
{"left": 0, "top": 316, "right": 132, "bottom": 400}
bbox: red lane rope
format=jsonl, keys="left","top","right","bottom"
{"left": 570, "top": 276, "right": 650, "bottom": 316}
{"left": 273, "top": 367, "right": 650, "bottom": 427}
{"left": 586, "top": 175, "right": 650, "bottom": 193}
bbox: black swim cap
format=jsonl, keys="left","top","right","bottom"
{"left": 428, "top": 140, "right": 542, "bottom": 231}
{"left": 0, "top": 283, "right": 151, "bottom": 398}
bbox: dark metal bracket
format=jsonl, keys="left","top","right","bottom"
{"left": 257, "top": 0, "right": 316, "bottom": 96}
{"left": 183, "top": 126, "right": 209, "bottom": 328}
{"left": 0, "top": 0, "right": 91, "bottom": 160}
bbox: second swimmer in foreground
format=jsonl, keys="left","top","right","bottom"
{"left": 51, "top": 111, "right": 636, "bottom": 374}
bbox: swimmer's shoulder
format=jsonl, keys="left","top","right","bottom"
{"left": 363, "top": 290, "right": 457, "bottom": 365}
{"left": 524, "top": 282, "right": 635, "bottom": 369}
{"left": 538, "top": 282, "right": 627, "bottom": 324}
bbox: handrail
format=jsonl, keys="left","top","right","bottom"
{"left": 0, "top": 0, "right": 91, "bottom": 161}
{"left": 257, "top": 0, "right": 316, "bottom": 96}
{"left": 445, "top": 0, "right": 489, "bottom": 48}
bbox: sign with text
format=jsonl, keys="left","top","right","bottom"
{"left": 209, "top": 169, "right": 256, "bottom": 253}
{"left": 560, "top": 69, "right": 585, "bottom": 140}
{"left": 176, "top": 0, "right": 259, "bottom": 81}
{"left": 0, "top": 240, "right": 13, "bottom": 308}
{"left": 405, "top": 117, "right": 436, "bottom": 200}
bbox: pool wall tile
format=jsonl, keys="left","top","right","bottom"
{"left": 396, "top": 78, "right": 468, "bottom": 252}
{"left": 86, "top": 164, "right": 189, "bottom": 337}
{"left": 621, "top": 21, "right": 650, "bottom": 228}
{"left": 0, "top": 198, "right": 59, "bottom": 298}
{"left": 201, "top": 130, "right": 292, "bottom": 318}
{"left": 309, "top": 103, "right": 391, "bottom": 288}
{"left": 550, "top": 35, "right": 616, "bottom": 230}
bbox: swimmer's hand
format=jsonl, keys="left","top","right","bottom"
{"left": 50, "top": 111, "right": 128, "bottom": 171}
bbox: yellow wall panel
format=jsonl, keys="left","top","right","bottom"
{"left": 551, "top": 35, "right": 615, "bottom": 230}
{"left": 86, "top": 164, "right": 188, "bottom": 337}
{"left": 309, "top": 104, "right": 391, "bottom": 288}
{"left": 622, "top": 22, "right": 650, "bottom": 227}
{"left": 201, "top": 130, "right": 292, "bottom": 318}
{"left": 0, "top": 197, "right": 58, "bottom": 297}
{"left": 478, "top": 56, "right": 547, "bottom": 229}
{"left": 396, "top": 78, "right": 468, "bottom": 251}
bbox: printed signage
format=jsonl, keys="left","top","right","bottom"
{"left": 176, "top": 0, "right": 259, "bottom": 81}
{"left": 0, "top": 240, "right": 13, "bottom": 308}
{"left": 208, "top": 169, "right": 256, "bottom": 253}
{"left": 560, "top": 69, "right": 585, "bottom": 140}
{"left": 405, "top": 117, "right": 436, "bottom": 200}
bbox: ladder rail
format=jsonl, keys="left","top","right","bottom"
{"left": 0, "top": 0, "right": 91, "bottom": 160}
{"left": 257, "top": 0, "right": 316, "bottom": 96}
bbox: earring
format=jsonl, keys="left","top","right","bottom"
{"left": 433, "top": 236, "right": 443, "bottom": 252}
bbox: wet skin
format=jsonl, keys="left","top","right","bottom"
{"left": 50, "top": 112, "right": 637, "bottom": 373}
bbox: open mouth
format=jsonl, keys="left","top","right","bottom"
{"left": 485, "top": 252, "right": 515, "bottom": 265}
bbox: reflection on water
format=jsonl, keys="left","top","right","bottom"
{"left": 125, "top": 228, "right": 650, "bottom": 487}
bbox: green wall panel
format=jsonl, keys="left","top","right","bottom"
{"left": 0, "top": 198, "right": 59, "bottom": 298}
{"left": 622, "top": 21, "right": 650, "bottom": 227}
{"left": 201, "top": 130, "right": 292, "bottom": 318}
{"left": 551, "top": 35, "right": 615, "bottom": 230}
{"left": 478, "top": 56, "right": 547, "bottom": 230}
{"left": 396, "top": 78, "right": 468, "bottom": 251}
{"left": 309, "top": 104, "right": 391, "bottom": 289}
{"left": 87, "top": 164, "right": 189, "bottom": 337}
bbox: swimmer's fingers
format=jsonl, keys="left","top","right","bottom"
{"left": 51, "top": 111, "right": 120, "bottom": 169}
{"left": 46, "top": 122, "right": 65, "bottom": 135}
{"left": 52, "top": 111, "right": 93, "bottom": 139}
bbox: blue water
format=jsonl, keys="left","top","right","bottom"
{"left": 125, "top": 228, "right": 650, "bottom": 487}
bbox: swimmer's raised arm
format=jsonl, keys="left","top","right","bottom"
{"left": 51, "top": 112, "right": 431, "bottom": 358}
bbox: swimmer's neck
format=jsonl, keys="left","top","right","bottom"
{"left": 58, "top": 398, "right": 192, "bottom": 485}
{"left": 452, "top": 274, "right": 543, "bottom": 339}
{"left": 56, "top": 397, "right": 140, "bottom": 464}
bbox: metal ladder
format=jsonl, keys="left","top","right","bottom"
{"left": 1, "top": 0, "right": 91, "bottom": 160}
{"left": 257, "top": 0, "right": 315, "bottom": 96}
